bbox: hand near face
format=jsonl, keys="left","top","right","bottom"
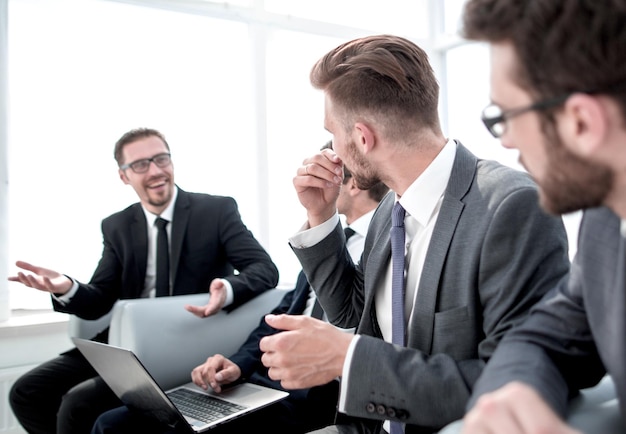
{"left": 462, "top": 382, "right": 582, "bottom": 434}
{"left": 8, "top": 260, "right": 73, "bottom": 295}
{"left": 293, "top": 149, "right": 344, "bottom": 227}
{"left": 259, "top": 314, "right": 353, "bottom": 389}
{"left": 191, "top": 354, "right": 242, "bottom": 393}
{"left": 185, "top": 278, "right": 227, "bottom": 318}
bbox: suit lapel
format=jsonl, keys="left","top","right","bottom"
{"left": 170, "top": 189, "right": 190, "bottom": 292}
{"left": 407, "top": 142, "right": 476, "bottom": 351}
{"left": 130, "top": 204, "right": 148, "bottom": 297}
{"left": 362, "top": 196, "right": 394, "bottom": 336}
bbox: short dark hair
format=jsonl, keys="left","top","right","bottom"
{"left": 366, "top": 180, "right": 390, "bottom": 203}
{"left": 462, "top": 0, "right": 626, "bottom": 119}
{"left": 310, "top": 34, "right": 441, "bottom": 140}
{"left": 114, "top": 128, "right": 170, "bottom": 166}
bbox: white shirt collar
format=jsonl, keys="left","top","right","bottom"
{"left": 397, "top": 139, "right": 456, "bottom": 227}
{"left": 347, "top": 209, "right": 376, "bottom": 238}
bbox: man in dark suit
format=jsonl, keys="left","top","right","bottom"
{"left": 443, "top": 2, "right": 626, "bottom": 434}
{"left": 257, "top": 35, "right": 571, "bottom": 434}
{"left": 8, "top": 127, "right": 279, "bottom": 434}
{"left": 89, "top": 165, "right": 389, "bottom": 433}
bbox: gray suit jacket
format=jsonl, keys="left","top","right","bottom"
{"left": 292, "top": 142, "right": 570, "bottom": 433}
{"left": 467, "top": 206, "right": 622, "bottom": 419}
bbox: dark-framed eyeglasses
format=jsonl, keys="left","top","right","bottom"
{"left": 120, "top": 153, "right": 172, "bottom": 174}
{"left": 481, "top": 93, "right": 571, "bottom": 138}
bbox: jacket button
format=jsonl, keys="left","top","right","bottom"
{"left": 366, "top": 402, "right": 376, "bottom": 413}
{"left": 376, "top": 404, "right": 386, "bottom": 415}
{"left": 387, "top": 407, "right": 397, "bottom": 418}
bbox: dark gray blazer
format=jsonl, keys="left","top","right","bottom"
{"left": 467, "top": 206, "right": 623, "bottom": 419}
{"left": 292, "top": 142, "right": 570, "bottom": 433}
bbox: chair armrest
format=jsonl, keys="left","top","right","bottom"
{"left": 67, "top": 310, "right": 113, "bottom": 340}
{"left": 108, "top": 289, "right": 287, "bottom": 390}
{"left": 437, "top": 375, "right": 625, "bottom": 434}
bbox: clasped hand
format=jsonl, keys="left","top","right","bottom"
{"left": 259, "top": 314, "right": 353, "bottom": 389}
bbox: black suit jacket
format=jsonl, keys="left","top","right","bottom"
{"left": 230, "top": 270, "right": 340, "bottom": 424}
{"left": 230, "top": 270, "right": 311, "bottom": 390}
{"left": 53, "top": 187, "right": 279, "bottom": 342}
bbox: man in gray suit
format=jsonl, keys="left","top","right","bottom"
{"left": 258, "top": 35, "right": 570, "bottom": 433}
{"left": 450, "top": 2, "right": 626, "bottom": 434}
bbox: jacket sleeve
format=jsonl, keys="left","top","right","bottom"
{"left": 217, "top": 197, "right": 279, "bottom": 308}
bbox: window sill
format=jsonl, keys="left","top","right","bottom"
{"left": 0, "top": 309, "right": 72, "bottom": 369}
{"left": 0, "top": 309, "right": 69, "bottom": 338}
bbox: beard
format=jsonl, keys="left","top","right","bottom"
{"left": 145, "top": 177, "right": 173, "bottom": 208}
{"left": 148, "top": 195, "right": 171, "bottom": 208}
{"left": 344, "top": 138, "right": 383, "bottom": 190}
{"left": 535, "top": 127, "right": 613, "bottom": 215}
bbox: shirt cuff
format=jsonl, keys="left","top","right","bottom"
{"left": 52, "top": 276, "right": 79, "bottom": 304}
{"left": 338, "top": 334, "right": 361, "bottom": 412}
{"left": 289, "top": 212, "right": 340, "bottom": 249}
{"left": 221, "top": 278, "right": 234, "bottom": 307}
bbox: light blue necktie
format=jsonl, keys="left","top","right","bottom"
{"left": 390, "top": 202, "right": 406, "bottom": 434}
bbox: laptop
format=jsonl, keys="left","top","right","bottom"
{"left": 72, "top": 337, "right": 289, "bottom": 433}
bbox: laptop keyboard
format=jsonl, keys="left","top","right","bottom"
{"left": 167, "top": 387, "right": 247, "bottom": 424}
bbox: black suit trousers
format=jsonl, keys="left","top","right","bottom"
{"left": 9, "top": 348, "right": 122, "bottom": 434}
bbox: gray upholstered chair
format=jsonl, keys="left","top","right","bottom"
{"left": 68, "top": 289, "right": 287, "bottom": 390}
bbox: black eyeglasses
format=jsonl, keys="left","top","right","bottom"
{"left": 481, "top": 93, "right": 571, "bottom": 138}
{"left": 120, "top": 153, "right": 172, "bottom": 174}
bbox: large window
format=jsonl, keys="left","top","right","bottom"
{"left": 8, "top": 0, "right": 256, "bottom": 308}
{"left": 6, "top": 0, "right": 434, "bottom": 310}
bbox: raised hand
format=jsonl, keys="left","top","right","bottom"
{"left": 185, "top": 278, "right": 227, "bottom": 318}
{"left": 293, "top": 148, "right": 344, "bottom": 227}
{"left": 8, "top": 260, "right": 73, "bottom": 295}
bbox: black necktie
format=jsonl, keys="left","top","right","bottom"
{"left": 344, "top": 226, "right": 356, "bottom": 241}
{"left": 155, "top": 217, "right": 170, "bottom": 297}
{"left": 310, "top": 226, "right": 357, "bottom": 319}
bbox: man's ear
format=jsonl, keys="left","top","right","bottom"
{"left": 119, "top": 169, "right": 130, "bottom": 185}
{"left": 354, "top": 122, "right": 376, "bottom": 154}
{"left": 349, "top": 177, "right": 361, "bottom": 196}
{"left": 558, "top": 94, "right": 609, "bottom": 158}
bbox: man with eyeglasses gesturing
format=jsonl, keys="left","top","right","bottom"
{"left": 8, "top": 127, "right": 279, "bottom": 434}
